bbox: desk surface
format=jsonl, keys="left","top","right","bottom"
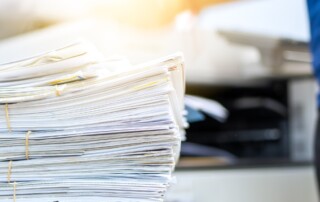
{"left": 167, "top": 164, "right": 318, "bottom": 202}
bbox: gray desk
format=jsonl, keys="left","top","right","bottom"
{"left": 166, "top": 165, "right": 318, "bottom": 202}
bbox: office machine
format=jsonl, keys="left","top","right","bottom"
{"left": 184, "top": 76, "right": 316, "bottom": 163}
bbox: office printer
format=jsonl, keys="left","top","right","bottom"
{"left": 184, "top": 75, "right": 316, "bottom": 164}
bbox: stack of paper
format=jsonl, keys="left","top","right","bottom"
{"left": 0, "top": 41, "right": 186, "bottom": 202}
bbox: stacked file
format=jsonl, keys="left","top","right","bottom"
{"left": 0, "top": 41, "right": 186, "bottom": 202}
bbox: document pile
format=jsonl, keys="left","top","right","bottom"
{"left": 0, "top": 41, "right": 186, "bottom": 202}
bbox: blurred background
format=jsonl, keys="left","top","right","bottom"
{"left": 0, "top": 0, "right": 317, "bottom": 201}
